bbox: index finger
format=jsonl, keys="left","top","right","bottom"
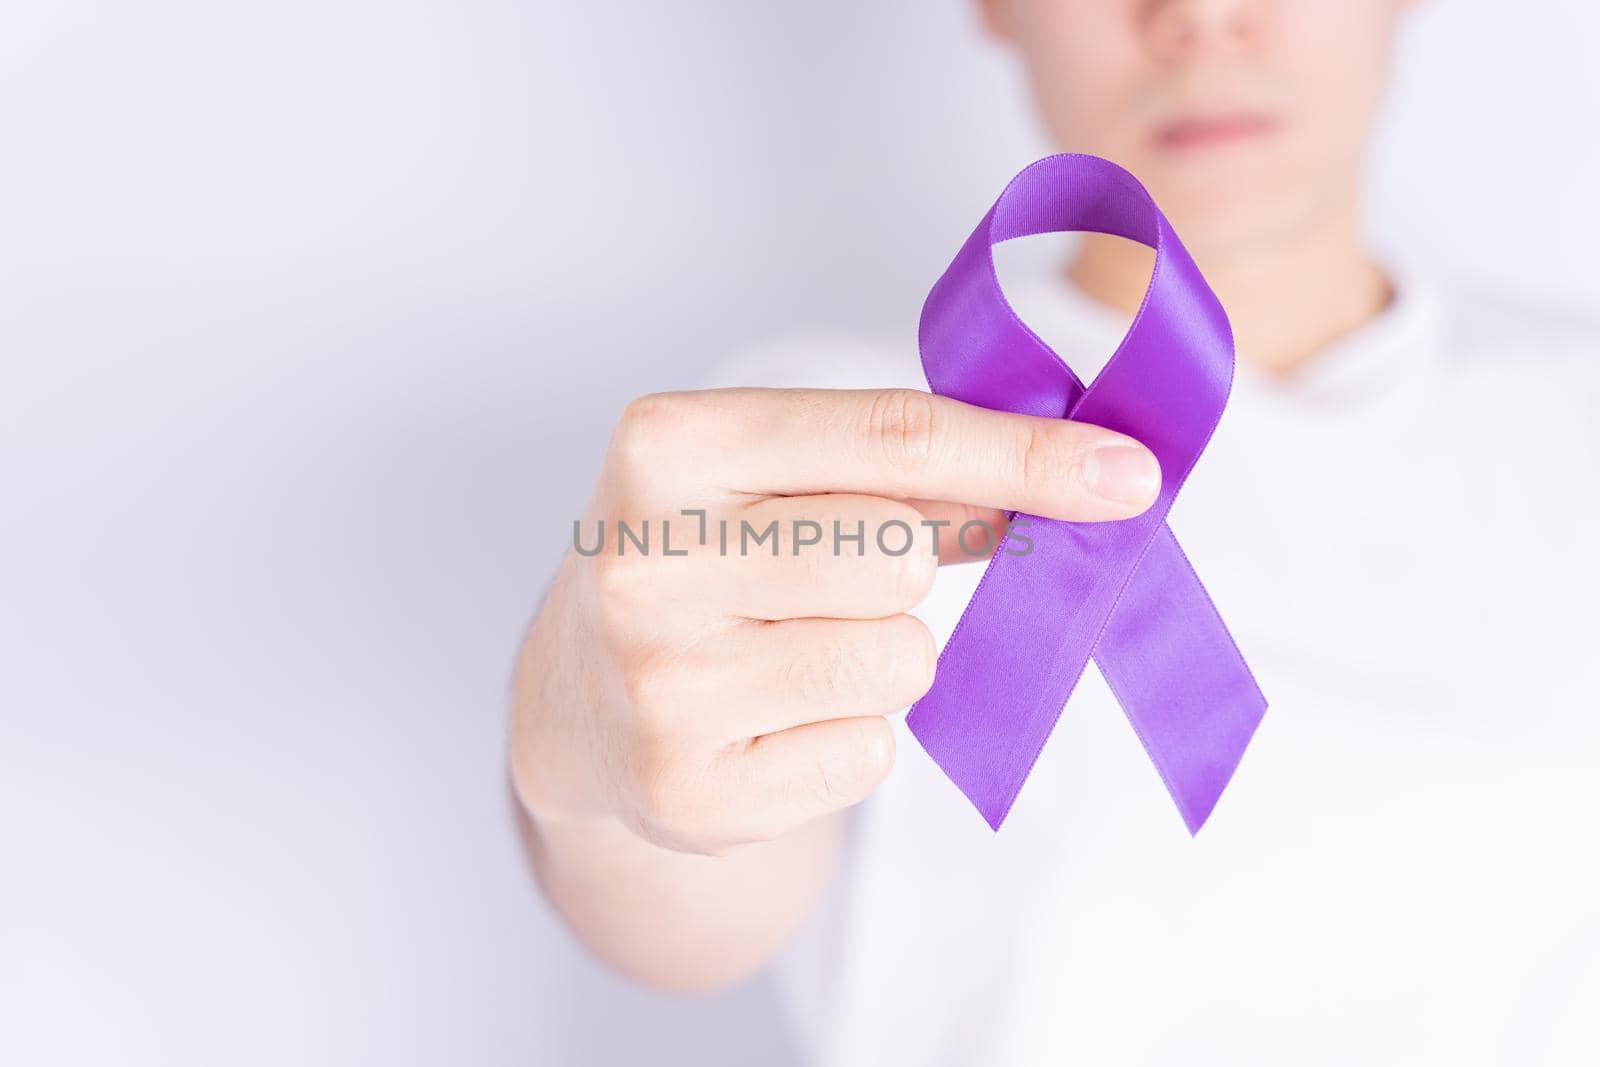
{"left": 689, "top": 387, "right": 1161, "bottom": 522}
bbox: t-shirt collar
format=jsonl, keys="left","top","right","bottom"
{"left": 1002, "top": 260, "right": 1445, "bottom": 414}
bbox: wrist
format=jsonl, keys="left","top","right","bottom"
{"left": 509, "top": 565, "right": 620, "bottom": 828}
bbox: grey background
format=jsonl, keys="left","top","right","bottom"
{"left": 2, "top": 2, "right": 1597, "bottom": 1064}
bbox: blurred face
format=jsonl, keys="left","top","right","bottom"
{"left": 981, "top": 0, "right": 1409, "bottom": 253}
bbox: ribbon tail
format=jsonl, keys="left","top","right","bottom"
{"left": 1093, "top": 525, "right": 1268, "bottom": 834}
{"left": 908, "top": 512, "right": 1147, "bottom": 831}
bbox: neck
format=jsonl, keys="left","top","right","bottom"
{"left": 1066, "top": 199, "right": 1393, "bottom": 376}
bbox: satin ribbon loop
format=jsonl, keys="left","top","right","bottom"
{"left": 907, "top": 154, "right": 1267, "bottom": 833}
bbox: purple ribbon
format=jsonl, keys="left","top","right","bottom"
{"left": 907, "top": 154, "right": 1267, "bottom": 834}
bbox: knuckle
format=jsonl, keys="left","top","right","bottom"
{"left": 637, "top": 777, "right": 690, "bottom": 835}
{"left": 589, "top": 551, "right": 651, "bottom": 617}
{"left": 866, "top": 389, "right": 939, "bottom": 479}
{"left": 612, "top": 391, "right": 694, "bottom": 472}
{"left": 632, "top": 746, "right": 702, "bottom": 833}
{"left": 1016, "top": 422, "right": 1075, "bottom": 502}
{"left": 785, "top": 633, "right": 866, "bottom": 707}
{"left": 621, "top": 658, "right": 677, "bottom": 719}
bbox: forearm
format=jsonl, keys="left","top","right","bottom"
{"left": 517, "top": 803, "right": 842, "bottom": 993}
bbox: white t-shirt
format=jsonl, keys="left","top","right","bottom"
{"left": 719, "top": 266, "right": 1600, "bottom": 1066}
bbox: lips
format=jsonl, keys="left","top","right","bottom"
{"left": 1155, "top": 113, "right": 1279, "bottom": 151}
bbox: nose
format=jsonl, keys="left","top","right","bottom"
{"left": 1143, "top": 0, "right": 1263, "bottom": 59}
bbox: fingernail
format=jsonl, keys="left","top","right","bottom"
{"left": 1085, "top": 444, "right": 1161, "bottom": 506}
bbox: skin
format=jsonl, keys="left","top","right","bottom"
{"left": 983, "top": 0, "right": 1410, "bottom": 371}
{"left": 512, "top": 0, "right": 1410, "bottom": 992}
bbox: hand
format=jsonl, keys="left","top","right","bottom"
{"left": 511, "top": 387, "right": 1160, "bottom": 855}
